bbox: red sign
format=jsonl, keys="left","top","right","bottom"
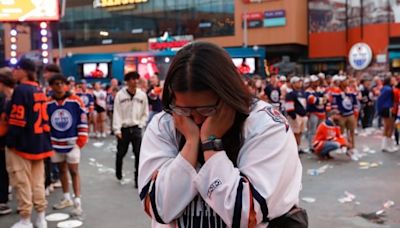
{"left": 148, "top": 33, "right": 193, "bottom": 51}
{"left": 242, "top": 12, "right": 263, "bottom": 20}
{"left": 149, "top": 40, "right": 191, "bottom": 51}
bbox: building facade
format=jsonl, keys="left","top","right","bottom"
{"left": 307, "top": 0, "right": 400, "bottom": 76}
{"left": 2, "top": 0, "right": 308, "bottom": 75}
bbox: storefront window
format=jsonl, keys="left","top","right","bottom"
{"left": 57, "top": 0, "right": 234, "bottom": 48}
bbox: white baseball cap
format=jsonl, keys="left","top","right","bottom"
{"left": 318, "top": 72, "right": 325, "bottom": 79}
{"left": 290, "top": 76, "right": 301, "bottom": 84}
{"left": 339, "top": 75, "right": 347, "bottom": 82}
{"left": 279, "top": 75, "right": 287, "bottom": 82}
{"left": 332, "top": 75, "right": 341, "bottom": 82}
{"left": 310, "top": 75, "right": 319, "bottom": 82}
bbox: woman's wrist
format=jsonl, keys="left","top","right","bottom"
{"left": 203, "top": 150, "right": 218, "bottom": 161}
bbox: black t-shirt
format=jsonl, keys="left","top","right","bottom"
{"left": 360, "top": 86, "right": 373, "bottom": 107}
{"left": 147, "top": 86, "right": 163, "bottom": 112}
{"left": 264, "top": 84, "right": 281, "bottom": 104}
{"left": 0, "top": 94, "right": 10, "bottom": 148}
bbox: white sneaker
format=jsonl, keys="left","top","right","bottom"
{"left": 102, "top": 132, "right": 107, "bottom": 138}
{"left": 52, "top": 180, "right": 62, "bottom": 188}
{"left": 381, "top": 137, "right": 395, "bottom": 152}
{"left": 11, "top": 220, "right": 33, "bottom": 228}
{"left": 391, "top": 145, "right": 399, "bottom": 152}
{"left": 389, "top": 140, "right": 399, "bottom": 152}
{"left": 35, "top": 217, "right": 47, "bottom": 228}
{"left": 329, "top": 149, "right": 351, "bottom": 160}
{"left": 53, "top": 198, "right": 73, "bottom": 210}
{"left": 49, "top": 184, "right": 54, "bottom": 192}
{"left": 349, "top": 149, "right": 360, "bottom": 161}
{"left": 70, "top": 206, "right": 83, "bottom": 217}
{"left": 45, "top": 187, "right": 50, "bottom": 196}
{"left": 96, "top": 132, "right": 101, "bottom": 138}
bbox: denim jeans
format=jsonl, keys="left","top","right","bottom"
{"left": 320, "top": 141, "right": 340, "bottom": 157}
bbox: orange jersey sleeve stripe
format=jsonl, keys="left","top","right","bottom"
{"left": 8, "top": 119, "right": 27, "bottom": 127}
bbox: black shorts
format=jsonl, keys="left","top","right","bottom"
{"left": 379, "top": 108, "right": 392, "bottom": 118}
{"left": 95, "top": 104, "right": 106, "bottom": 113}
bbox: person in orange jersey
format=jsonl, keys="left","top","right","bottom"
{"left": 313, "top": 110, "right": 351, "bottom": 160}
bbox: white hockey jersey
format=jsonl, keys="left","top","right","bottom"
{"left": 113, "top": 87, "right": 149, "bottom": 134}
{"left": 139, "top": 100, "right": 302, "bottom": 228}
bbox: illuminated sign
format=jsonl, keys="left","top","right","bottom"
{"left": 93, "top": 0, "right": 148, "bottom": 8}
{"left": 263, "top": 10, "right": 286, "bottom": 27}
{"left": 0, "top": 0, "right": 59, "bottom": 22}
{"left": 349, "top": 43, "right": 373, "bottom": 70}
{"left": 242, "top": 12, "right": 263, "bottom": 28}
{"left": 148, "top": 32, "right": 193, "bottom": 51}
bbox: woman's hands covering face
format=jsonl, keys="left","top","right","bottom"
{"left": 200, "top": 101, "right": 236, "bottom": 142}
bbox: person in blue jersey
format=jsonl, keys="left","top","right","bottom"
{"left": 76, "top": 80, "right": 95, "bottom": 136}
{"left": 263, "top": 73, "right": 281, "bottom": 110}
{"left": 6, "top": 58, "right": 53, "bottom": 228}
{"left": 305, "top": 75, "right": 327, "bottom": 152}
{"left": 330, "top": 76, "right": 359, "bottom": 155}
{"left": 47, "top": 74, "right": 88, "bottom": 217}
{"left": 106, "top": 87, "right": 118, "bottom": 134}
{"left": 285, "top": 76, "right": 308, "bottom": 153}
{"left": 376, "top": 76, "right": 397, "bottom": 152}
{"left": 139, "top": 42, "right": 307, "bottom": 228}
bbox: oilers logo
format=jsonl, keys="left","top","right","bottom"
{"left": 261, "top": 106, "right": 289, "bottom": 132}
{"left": 80, "top": 95, "right": 89, "bottom": 106}
{"left": 270, "top": 90, "right": 280, "bottom": 103}
{"left": 51, "top": 109, "right": 73, "bottom": 131}
{"left": 342, "top": 97, "right": 353, "bottom": 110}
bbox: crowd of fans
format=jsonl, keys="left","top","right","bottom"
{"left": 244, "top": 71, "right": 400, "bottom": 159}
{"left": 0, "top": 58, "right": 399, "bottom": 227}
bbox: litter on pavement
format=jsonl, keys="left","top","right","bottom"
{"left": 358, "top": 212, "right": 386, "bottom": 224}
{"left": 307, "top": 164, "right": 331, "bottom": 176}
{"left": 338, "top": 191, "right": 356, "bottom": 203}
{"left": 359, "top": 161, "right": 383, "bottom": 169}
{"left": 358, "top": 200, "right": 395, "bottom": 224}
{"left": 93, "top": 142, "right": 104, "bottom": 147}
{"left": 301, "top": 197, "right": 316, "bottom": 203}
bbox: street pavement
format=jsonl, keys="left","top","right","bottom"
{"left": 0, "top": 128, "right": 400, "bottom": 228}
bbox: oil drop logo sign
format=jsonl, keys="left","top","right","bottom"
{"left": 349, "top": 43, "right": 372, "bottom": 70}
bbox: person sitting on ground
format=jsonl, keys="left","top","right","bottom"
{"left": 313, "top": 110, "right": 351, "bottom": 159}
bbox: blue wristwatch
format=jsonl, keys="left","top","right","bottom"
{"left": 201, "top": 135, "right": 224, "bottom": 152}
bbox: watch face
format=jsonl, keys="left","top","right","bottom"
{"left": 201, "top": 138, "right": 224, "bottom": 151}
{"left": 214, "top": 139, "right": 224, "bottom": 151}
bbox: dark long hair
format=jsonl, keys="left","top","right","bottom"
{"left": 162, "top": 42, "right": 252, "bottom": 165}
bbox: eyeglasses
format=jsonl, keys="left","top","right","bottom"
{"left": 169, "top": 99, "right": 220, "bottom": 117}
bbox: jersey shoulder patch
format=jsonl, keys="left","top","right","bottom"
{"left": 259, "top": 106, "right": 289, "bottom": 132}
